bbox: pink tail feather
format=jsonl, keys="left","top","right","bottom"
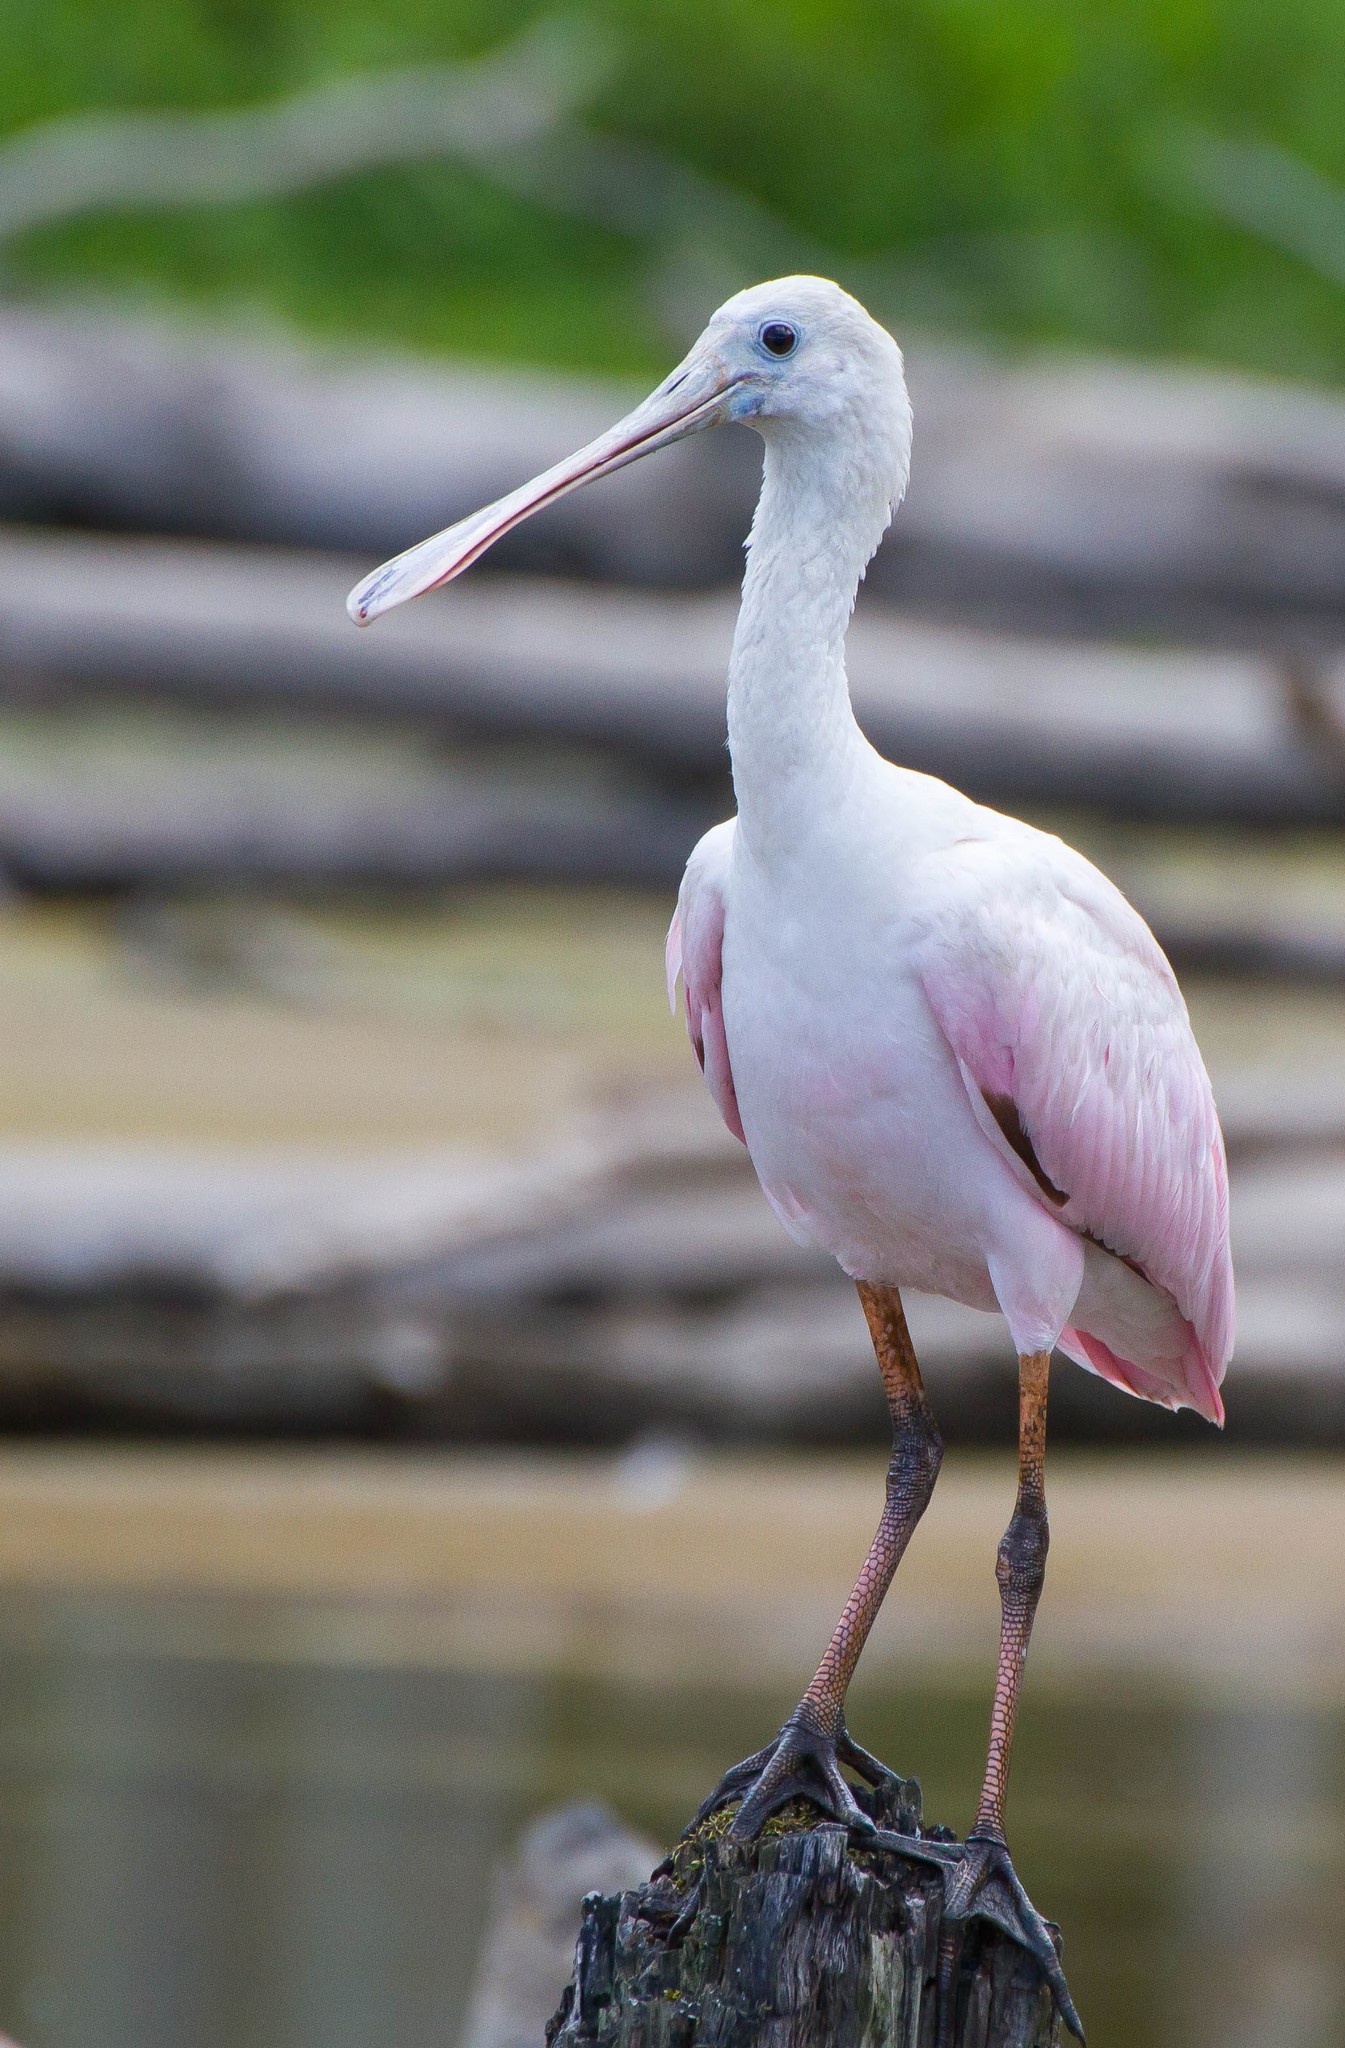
{"left": 1058, "top": 1322, "right": 1225, "bottom": 1427}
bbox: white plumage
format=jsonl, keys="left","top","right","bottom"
{"left": 348, "top": 276, "right": 1235, "bottom": 2031}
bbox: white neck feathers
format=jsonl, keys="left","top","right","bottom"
{"left": 726, "top": 409, "right": 907, "bottom": 851}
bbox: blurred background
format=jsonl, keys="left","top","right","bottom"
{"left": 0, "top": 3, "right": 1341, "bottom": 2045}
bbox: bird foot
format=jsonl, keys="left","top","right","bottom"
{"left": 871, "top": 1826, "right": 1083, "bottom": 2041}
{"left": 693, "top": 1711, "right": 919, "bottom": 1839}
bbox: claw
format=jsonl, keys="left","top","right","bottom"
{"left": 690, "top": 1742, "right": 775, "bottom": 1826}
{"left": 693, "top": 1713, "right": 913, "bottom": 1840}
{"left": 835, "top": 1727, "right": 903, "bottom": 1790}
{"left": 873, "top": 1826, "right": 1084, "bottom": 2042}
{"left": 730, "top": 1717, "right": 874, "bottom": 1839}
{"left": 679, "top": 1752, "right": 1081, "bottom": 2041}
{"left": 736, "top": 1762, "right": 862, "bottom": 1837}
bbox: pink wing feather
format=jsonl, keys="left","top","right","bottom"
{"left": 914, "top": 830, "right": 1233, "bottom": 1422}
{"left": 667, "top": 822, "right": 745, "bottom": 1146}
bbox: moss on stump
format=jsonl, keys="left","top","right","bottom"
{"left": 547, "top": 1792, "right": 1060, "bottom": 2047}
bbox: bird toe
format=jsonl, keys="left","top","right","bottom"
{"left": 941, "top": 1833, "right": 1084, "bottom": 2042}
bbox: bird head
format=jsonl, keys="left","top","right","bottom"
{"left": 347, "top": 275, "right": 910, "bottom": 626}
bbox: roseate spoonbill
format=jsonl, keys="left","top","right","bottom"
{"left": 348, "top": 276, "right": 1234, "bottom": 2035}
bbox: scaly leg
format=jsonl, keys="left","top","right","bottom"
{"left": 938, "top": 1349, "right": 1084, "bottom": 2040}
{"left": 695, "top": 1282, "right": 943, "bottom": 1838}
{"left": 976, "top": 1345, "right": 1050, "bottom": 1843}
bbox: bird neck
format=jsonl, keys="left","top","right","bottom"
{"left": 726, "top": 425, "right": 893, "bottom": 855}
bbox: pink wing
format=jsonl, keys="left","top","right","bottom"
{"left": 913, "top": 829, "right": 1233, "bottom": 1422}
{"left": 666, "top": 821, "right": 745, "bottom": 1145}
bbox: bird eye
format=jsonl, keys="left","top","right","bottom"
{"left": 759, "top": 322, "right": 798, "bottom": 358}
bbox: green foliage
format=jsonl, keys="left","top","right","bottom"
{"left": 2, "top": 0, "right": 1344, "bottom": 379}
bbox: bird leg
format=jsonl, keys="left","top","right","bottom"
{"left": 974, "top": 1346, "right": 1050, "bottom": 1845}
{"left": 694, "top": 1282, "right": 942, "bottom": 1839}
{"left": 933, "top": 1348, "right": 1084, "bottom": 2040}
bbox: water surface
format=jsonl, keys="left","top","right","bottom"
{"left": 0, "top": 1582, "right": 1335, "bottom": 2048}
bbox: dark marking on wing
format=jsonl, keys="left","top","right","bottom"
{"left": 984, "top": 1092, "right": 1157, "bottom": 1287}
{"left": 985, "top": 1092, "right": 1069, "bottom": 1208}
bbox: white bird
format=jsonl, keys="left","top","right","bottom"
{"left": 348, "top": 277, "right": 1234, "bottom": 2035}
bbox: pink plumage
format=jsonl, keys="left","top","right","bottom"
{"left": 911, "top": 831, "right": 1232, "bottom": 1423}
{"left": 666, "top": 823, "right": 745, "bottom": 1148}
{"left": 343, "top": 268, "right": 1234, "bottom": 1438}
{"left": 671, "top": 809, "right": 1233, "bottom": 1427}
{"left": 346, "top": 273, "right": 1228, "bottom": 2028}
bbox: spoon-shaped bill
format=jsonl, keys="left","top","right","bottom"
{"left": 346, "top": 360, "right": 741, "bottom": 625}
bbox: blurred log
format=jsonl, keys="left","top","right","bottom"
{"left": 0, "top": 737, "right": 706, "bottom": 892}
{"left": 2, "top": 306, "right": 1345, "bottom": 645}
{"left": 6, "top": 706, "right": 1345, "bottom": 980}
{"left": 0, "top": 1089, "right": 1329, "bottom": 1296}
{"left": 1149, "top": 915, "right": 1345, "bottom": 984}
{"left": 0, "top": 1114, "right": 1341, "bottom": 1443}
{"left": 2, "top": 531, "right": 1344, "bottom": 825}
{"left": 4, "top": 712, "right": 1345, "bottom": 987}
{"left": 0, "top": 306, "right": 756, "bottom": 587}
{"left": 548, "top": 1803, "right": 1060, "bottom": 2047}
{"left": 893, "top": 348, "right": 1345, "bottom": 646}
{"left": 464, "top": 1805, "right": 662, "bottom": 2048}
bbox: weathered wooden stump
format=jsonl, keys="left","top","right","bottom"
{"left": 547, "top": 1786, "right": 1062, "bottom": 2048}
